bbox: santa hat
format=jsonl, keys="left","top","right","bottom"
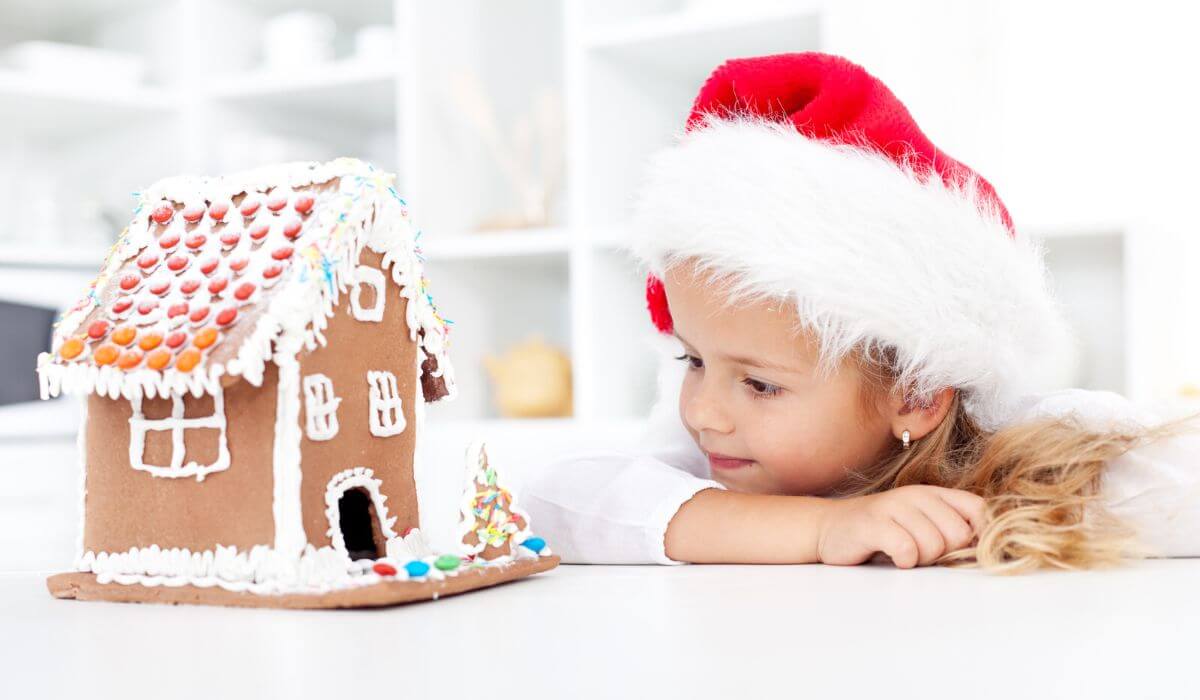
{"left": 631, "top": 52, "right": 1075, "bottom": 432}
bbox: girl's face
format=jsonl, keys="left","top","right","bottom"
{"left": 665, "top": 265, "right": 897, "bottom": 496}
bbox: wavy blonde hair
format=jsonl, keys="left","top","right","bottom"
{"left": 837, "top": 347, "right": 1200, "bottom": 574}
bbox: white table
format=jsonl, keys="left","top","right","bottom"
{"left": 2, "top": 560, "right": 1197, "bottom": 699}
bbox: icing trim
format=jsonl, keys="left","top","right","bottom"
{"left": 366, "top": 370, "right": 406, "bottom": 437}
{"left": 349, "top": 265, "right": 386, "bottom": 322}
{"left": 272, "top": 349, "right": 306, "bottom": 557}
{"left": 301, "top": 373, "right": 340, "bottom": 441}
{"left": 127, "top": 387, "right": 230, "bottom": 481}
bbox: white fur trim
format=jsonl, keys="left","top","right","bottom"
{"left": 629, "top": 116, "right": 1077, "bottom": 431}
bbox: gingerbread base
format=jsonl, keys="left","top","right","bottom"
{"left": 47, "top": 556, "right": 559, "bottom": 609}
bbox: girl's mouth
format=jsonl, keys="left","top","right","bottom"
{"left": 707, "top": 452, "right": 753, "bottom": 471}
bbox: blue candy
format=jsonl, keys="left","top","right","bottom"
{"left": 404, "top": 560, "right": 431, "bottom": 577}
{"left": 520, "top": 537, "right": 546, "bottom": 554}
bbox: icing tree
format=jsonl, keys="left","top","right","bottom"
{"left": 459, "top": 441, "right": 546, "bottom": 560}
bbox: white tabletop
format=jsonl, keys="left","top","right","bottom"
{"left": 2, "top": 559, "right": 1198, "bottom": 699}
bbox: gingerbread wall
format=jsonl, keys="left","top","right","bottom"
{"left": 82, "top": 365, "right": 279, "bottom": 553}
{"left": 296, "top": 248, "right": 421, "bottom": 550}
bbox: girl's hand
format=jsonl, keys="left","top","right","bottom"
{"left": 816, "top": 485, "right": 987, "bottom": 568}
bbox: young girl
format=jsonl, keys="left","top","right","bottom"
{"left": 522, "top": 52, "right": 1200, "bottom": 573}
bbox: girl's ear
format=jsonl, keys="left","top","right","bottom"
{"left": 890, "top": 387, "right": 956, "bottom": 441}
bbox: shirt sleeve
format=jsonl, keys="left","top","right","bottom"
{"left": 520, "top": 350, "right": 725, "bottom": 565}
{"left": 1016, "top": 388, "right": 1200, "bottom": 557}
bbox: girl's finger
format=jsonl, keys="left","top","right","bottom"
{"left": 928, "top": 487, "right": 988, "bottom": 534}
{"left": 880, "top": 520, "right": 920, "bottom": 569}
{"left": 917, "top": 497, "right": 976, "bottom": 551}
{"left": 889, "top": 509, "right": 946, "bottom": 566}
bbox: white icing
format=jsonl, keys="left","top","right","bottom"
{"left": 323, "top": 466, "right": 400, "bottom": 560}
{"left": 349, "top": 265, "right": 386, "bottom": 322}
{"left": 366, "top": 370, "right": 406, "bottom": 437}
{"left": 456, "top": 441, "right": 539, "bottom": 557}
{"left": 272, "top": 348, "right": 307, "bottom": 558}
{"left": 301, "top": 373, "right": 340, "bottom": 441}
{"left": 127, "top": 386, "right": 230, "bottom": 481}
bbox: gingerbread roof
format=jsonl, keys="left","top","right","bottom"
{"left": 37, "top": 158, "right": 455, "bottom": 401}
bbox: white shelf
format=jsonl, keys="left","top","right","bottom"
{"left": 0, "top": 69, "right": 174, "bottom": 137}
{"left": 0, "top": 244, "right": 111, "bottom": 271}
{"left": 584, "top": 4, "right": 821, "bottom": 80}
{"left": 207, "top": 59, "right": 398, "bottom": 128}
{"left": 419, "top": 228, "right": 570, "bottom": 261}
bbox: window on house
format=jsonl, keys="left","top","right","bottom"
{"left": 129, "top": 389, "right": 230, "bottom": 481}
{"left": 367, "top": 370, "right": 406, "bottom": 437}
{"left": 350, "top": 265, "right": 386, "bottom": 322}
{"left": 303, "top": 373, "right": 341, "bottom": 441}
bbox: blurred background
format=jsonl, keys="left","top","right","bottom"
{"left": 1, "top": 0, "right": 1198, "bottom": 570}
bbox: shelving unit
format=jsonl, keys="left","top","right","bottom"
{"left": 1, "top": 0, "right": 1193, "bottom": 437}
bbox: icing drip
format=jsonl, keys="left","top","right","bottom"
{"left": 323, "top": 467, "right": 400, "bottom": 559}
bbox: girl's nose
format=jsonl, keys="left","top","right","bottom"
{"left": 684, "top": 379, "right": 734, "bottom": 436}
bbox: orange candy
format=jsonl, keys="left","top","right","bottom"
{"left": 59, "top": 337, "right": 85, "bottom": 360}
{"left": 94, "top": 345, "right": 119, "bottom": 366}
{"left": 138, "top": 332, "right": 163, "bottom": 351}
{"left": 146, "top": 349, "right": 171, "bottom": 370}
{"left": 175, "top": 348, "right": 201, "bottom": 372}
{"left": 111, "top": 325, "right": 136, "bottom": 346}
{"left": 117, "top": 349, "right": 144, "bottom": 369}
{"left": 193, "top": 327, "right": 218, "bottom": 349}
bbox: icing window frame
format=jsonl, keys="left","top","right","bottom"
{"left": 128, "top": 388, "right": 230, "bottom": 481}
{"left": 350, "top": 265, "right": 386, "bottom": 322}
{"left": 302, "top": 374, "right": 341, "bottom": 441}
{"left": 367, "top": 370, "right": 407, "bottom": 437}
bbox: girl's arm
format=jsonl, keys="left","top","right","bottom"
{"left": 666, "top": 485, "right": 988, "bottom": 568}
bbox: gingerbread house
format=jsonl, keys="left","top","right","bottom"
{"left": 36, "top": 158, "right": 556, "bottom": 608}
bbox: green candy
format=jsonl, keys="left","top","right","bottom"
{"left": 434, "top": 555, "right": 460, "bottom": 571}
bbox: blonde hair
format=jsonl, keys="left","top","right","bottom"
{"left": 838, "top": 347, "right": 1200, "bottom": 574}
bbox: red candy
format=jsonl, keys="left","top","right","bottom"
{"left": 150, "top": 203, "right": 174, "bottom": 224}
{"left": 266, "top": 191, "right": 288, "bottom": 211}
{"left": 248, "top": 222, "right": 270, "bottom": 241}
{"left": 166, "top": 255, "right": 189, "bottom": 272}
{"left": 118, "top": 273, "right": 141, "bottom": 291}
{"left": 137, "top": 252, "right": 159, "bottom": 270}
{"left": 219, "top": 231, "right": 241, "bottom": 247}
{"left": 208, "top": 277, "right": 228, "bottom": 294}
{"left": 199, "top": 258, "right": 219, "bottom": 276}
{"left": 262, "top": 264, "right": 283, "bottom": 280}
{"left": 216, "top": 307, "right": 238, "bottom": 326}
{"left": 180, "top": 278, "right": 201, "bottom": 295}
{"left": 87, "top": 320, "right": 109, "bottom": 339}
{"left": 137, "top": 300, "right": 158, "bottom": 315}
{"left": 165, "top": 331, "right": 188, "bottom": 349}
{"left": 208, "top": 201, "right": 230, "bottom": 222}
{"left": 189, "top": 306, "right": 210, "bottom": 323}
{"left": 372, "top": 562, "right": 397, "bottom": 577}
{"left": 233, "top": 282, "right": 255, "bottom": 301}
{"left": 111, "top": 298, "right": 133, "bottom": 314}
{"left": 148, "top": 279, "right": 172, "bottom": 296}
{"left": 185, "top": 233, "right": 207, "bottom": 250}
{"left": 294, "top": 194, "right": 315, "bottom": 214}
{"left": 167, "top": 302, "right": 189, "bottom": 319}
{"left": 282, "top": 217, "right": 302, "bottom": 239}
{"left": 228, "top": 256, "right": 249, "bottom": 273}
{"left": 271, "top": 246, "right": 293, "bottom": 261}
{"left": 158, "top": 232, "right": 181, "bottom": 250}
{"left": 239, "top": 197, "right": 261, "bottom": 217}
{"left": 182, "top": 205, "right": 205, "bottom": 223}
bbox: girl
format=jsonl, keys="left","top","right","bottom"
{"left": 522, "top": 52, "right": 1200, "bottom": 572}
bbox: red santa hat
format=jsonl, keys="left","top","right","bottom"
{"left": 633, "top": 52, "right": 1074, "bottom": 431}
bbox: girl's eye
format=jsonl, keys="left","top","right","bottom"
{"left": 673, "top": 353, "right": 703, "bottom": 370}
{"left": 744, "top": 377, "right": 782, "bottom": 398}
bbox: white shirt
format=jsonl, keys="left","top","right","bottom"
{"left": 521, "top": 362, "right": 1200, "bottom": 564}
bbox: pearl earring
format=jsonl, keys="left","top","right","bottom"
{"left": 901, "top": 429, "right": 912, "bottom": 450}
